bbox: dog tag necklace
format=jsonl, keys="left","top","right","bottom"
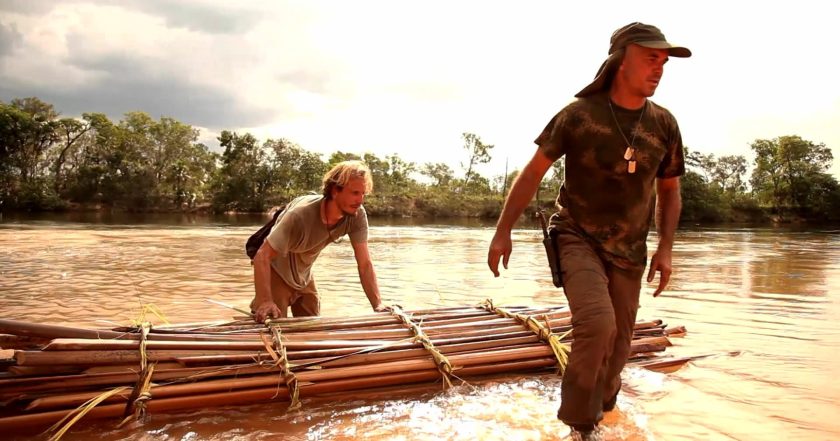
{"left": 608, "top": 99, "right": 647, "bottom": 174}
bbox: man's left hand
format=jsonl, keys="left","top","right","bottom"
{"left": 373, "top": 303, "right": 390, "bottom": 312}
{"left": 646, "top": 248, "right": 673, "bottom": 297}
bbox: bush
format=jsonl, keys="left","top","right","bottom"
{"left": 15, "top": 178, "right": 68, "bottom": 211}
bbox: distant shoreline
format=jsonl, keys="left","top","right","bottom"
{"left": 2, "top": 202, "right": 838, "bottom": 227}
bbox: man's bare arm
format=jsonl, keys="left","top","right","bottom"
{"left": 352, "top": 240, "right": 386, "bottom": 311}
{"left": 252, "top": 241, "right": 282, "bottom": 322}
{"left": 488, "top": 148, "right": 555, "bottom": 277}
{"left": 647, "top": 176, "right": 681, "bottom": 297}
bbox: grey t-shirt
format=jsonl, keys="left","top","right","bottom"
{"left": 265, "top": 195, "right": 368, "bottom": 291}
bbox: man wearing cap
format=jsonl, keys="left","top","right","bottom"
{"left": 487, "top": 22, "right": 689, "bottom": 437}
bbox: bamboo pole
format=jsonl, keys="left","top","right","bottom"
{"left": 11, "top": 320, "right": 670, "bottom": 369}
{"left": 188, "top": 335, "right": 544, "bottom": 369}
{"left": 82, "top": 362, "right": 183, "bottom": 374}
{"left": 6, "top": 366, "right": 85, "bottom": 377}
{"left": 0, "top": 320, "right": 124, "bottom": 340}
{"left": 0, "top": 364, "right": 277, "bottom": 398}
{"left": 42, "top": 339, "right": 271, "bottom": 352}
{"left": 13, "top": 348, "right": 272, "bottom": 367}
{"left": 17, "top": 345, "right": 679, "bottom": 416}
{"left": 13, "top": 357, "right": 560, "bottom": 435}
{"left": 0, "top": 334, "right": 52, "bottom": 350}
{"left": 253, "top": 306, "right": 566, "bottom": 332}
{"left": 0, "top": 320, "right": 258, "bottom": 343}
{"left": 631, "top": 336, "right": 672, "bottom": 347}
{"left": 155, "top": 312, "right": 571, "bottom": 343}
{"left": 9, "top": 344, "right": 558, "bottom": 413}
{"left": 30, "top": 354, "right": 567, "bottom": 413}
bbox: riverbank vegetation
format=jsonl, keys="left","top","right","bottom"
{"left": 2, "top": 97, "right": 838, "bottom": 224}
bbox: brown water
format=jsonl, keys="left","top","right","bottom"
{"left": 1, "top": 214, "right": 839, "bottom": 441}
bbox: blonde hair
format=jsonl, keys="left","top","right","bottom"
{"left": 322, "top": 160, "right": 374, "bottom": 199}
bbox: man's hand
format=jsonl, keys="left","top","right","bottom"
{"left": 487, "top": 231, "right": 512, "bottom": 277}
{"left": 646, "top": 248, "right": 673, "bottom": 297}
{"left": 486, "top": 149, "right": 554, "bottom": 278}
{"left": 373, "top": 303, "right": 390, "bottom": 313}
{"left": 253, "top": 301, "right": 282, "bottom": 323}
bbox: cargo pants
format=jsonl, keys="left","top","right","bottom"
{"left": 552, "top": 216, "right": 645, "bottom": 427}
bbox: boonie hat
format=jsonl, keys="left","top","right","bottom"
{"left": 575, "top": 22, "right": 691, "bottom": 98}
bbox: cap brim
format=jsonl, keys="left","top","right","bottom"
{"left": 635, "top": 41, "right": 692, "bottom": 57}
{"left": 575, "top": 52, "right": 622, "bottom": 98}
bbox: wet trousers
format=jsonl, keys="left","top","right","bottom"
{"left": 554, "top": 227, "right": 645, "bottom": 426}
{"left": 250, "top": 267, "right": 320, "bottom": 317}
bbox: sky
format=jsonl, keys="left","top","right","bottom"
{"left": 1, "top": 0, "right": 838, "bottom": 180}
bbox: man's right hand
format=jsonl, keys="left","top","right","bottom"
{"left": 253, "top": 301, "right": 282, "bottom": 323}
{"left": 487, "top": 230, "right": 512, "bottom": 277}
{"left": 486, "top": 149, "right": 554, "bottom": 278}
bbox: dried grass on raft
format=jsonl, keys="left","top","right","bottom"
{"left": 0, "top": 300, "right": 691, "bottom": 437}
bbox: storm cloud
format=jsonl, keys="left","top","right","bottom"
{"left": 0, "top": 1, "right": 300, "bottom": 129}
{"left": 0, "top": 71, "right": 268, "bottom": 130}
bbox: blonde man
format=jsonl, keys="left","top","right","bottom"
{"left": 252, "top": 160, "right": 386, "bottom": 322}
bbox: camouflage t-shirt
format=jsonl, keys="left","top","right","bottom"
{"left": 535, "top": 92, "right": 685, "bottom": 268}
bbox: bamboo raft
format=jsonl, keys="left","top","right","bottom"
{"left": 0, "top": 301, "right": 690, "bottom": 437}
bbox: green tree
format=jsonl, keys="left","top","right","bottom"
{"left": 0, "top": 102, "right": 30, "bottom": 206}
{"left": 680, "top": 170, "right": 724, "bottom": 222}
{"left": 711, "top": 155, "right": 747, "bottom": 193}
{"left": 52, "top": 117, "right": 91, "bottom": 193}
{"left": 111, "top": 111, "right": 165, "bottom": 207}
{"left": 460, "top": 132, "right": 494, "bottom": 192}
{"left": 362, "top": 152, "right": 391, "bottom": 193}
{"left": 494, "top": 169, "right": 518, "bottom": 196}
{"left": 0, "top": 102, "right": 29, "bottom": 167}
{"left": 167, "top": 143, "right": 218, "bottom": 208}
{"left": 294, "top": 149, "right": 328, "bottom": 195}
{"left": 541, "top": 159, "right": 565, "bottom": 199}
{"left": 421, "top": 162, "right": 454, "bottom": 188}
{"left": 0, "top": 98, "right": 66, "bottom": 209}
{"left": 750, "top": 135, "right": 833, "bottom": 217}
{"left": 385, "top": 154, "right": 416, "bottom": 191}
{"left": 684, "top": 146, "right": 716, "bottom": 184}
{"left": 2, "top": 97, "right": 59, "bottom": 183}
{"left": 265, "top": 138, "right": 326, "bottom": 199}
{"left": 64, "top": 112, "right": 122, "bottom": 204}
{"left": 213, "top": 131, "right": 267, "bottom": 211}
{"left": 327, "top": 151, "right": 361, "bottom": 168}
{"left": 148, "top": 116, "right": 202, "bottom": 203}
{"left": 799, "top": 172, "right": 840, "bottom": 220}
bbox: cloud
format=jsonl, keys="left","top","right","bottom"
{"left": 275, "top": 70, "right": 337, "bottom": 97}
{"left": 0, "top": 0, "right": 56, "bottom": 15}
{"left": 0, "top": 0, "right": 261, "bottom": 34}
{"left": 0, "top": 21, "right": 23, "bottom": 58}
{"left": 1, "top": 51, "right": 271, "bottom": 128}
{"left": 1, "top": 0, "right": 838, "bottom": 180}
{"left": 0, "top": 2, "right": 283, "bottom": 129}
{"left": 122, "top": 0, "right": 262, "bottom": 35}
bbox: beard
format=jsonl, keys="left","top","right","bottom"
{"left": 341, "top": 204, "right": 359, "bottom": 216}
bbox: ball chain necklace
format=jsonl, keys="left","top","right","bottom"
{"left": 608, "top": 99, "right": 647, "bottom": 174}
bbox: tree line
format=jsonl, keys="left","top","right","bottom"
{"left": 1, "top": 97, "right": 838, "bottom": 223}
